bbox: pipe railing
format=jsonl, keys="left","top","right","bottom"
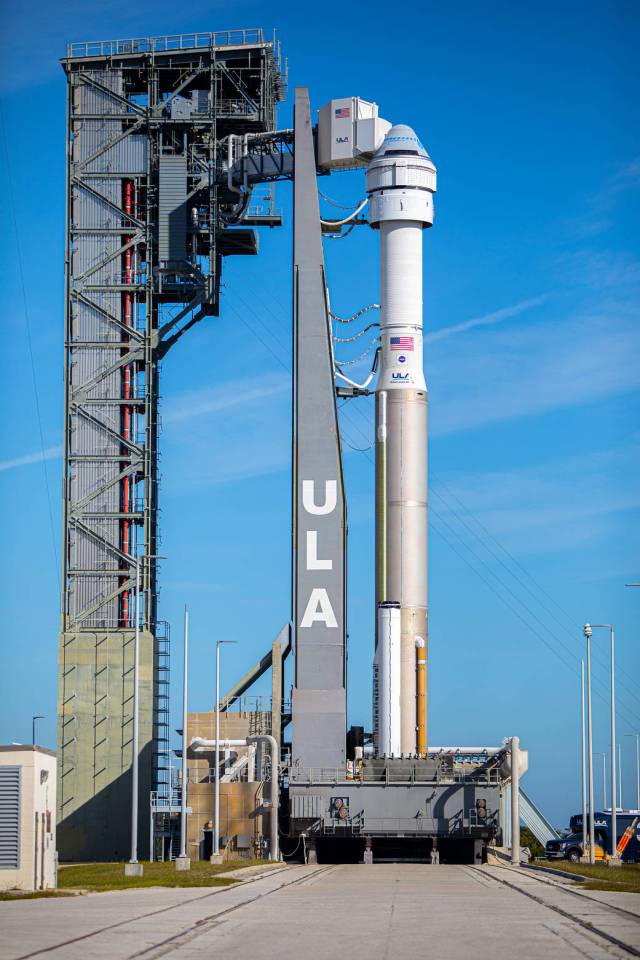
{"left": 67, "top": 29, "right": 265, "bottom": 59}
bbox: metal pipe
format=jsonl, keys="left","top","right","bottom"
{"left": 581, "top": 660, "right": 587, "bottom": 857}
{"left": 511, "top": 736, "right": 520, "bottom": 865}
{"left": 247, "top": 734, "right": 279, "bottom": 861}
{"left": 377, "top": 602, "right": 401, "bottom": 756}
{"left": 213, "top": 640, "right": 236, "bottom": 858}
{"left": 416, "top": 638, "right": 426, "bottom": 756}
{"left": 32, "top": 716, "right": 44, "bottom": 747}
{"left": 190, "top": 738, "right": 248, "bottom": 749}
{"left": 179, "top": 606, "right": 189, "bottom": 860}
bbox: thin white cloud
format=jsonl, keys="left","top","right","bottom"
{"left": 427, "top": 301, "right": 640, "bottom": 437}
{"left": 564, "top": 155, "right": 640, "bottom": 239}
{"left": 432, "top": 443, "right": 640, "bottom": 555}
{"left": 0, "top": 375, "right": 289, "bottom": 476}
{"left": 426, "top": 296, "right": 547, "bottom": 344}
{"left": 0, "top": 445, "right": 62, "bottom": 473}
{"left": 163, "top": 373, "right": 288, "bottom": 424}
{"left": 161, "top": 372, "right": 290, "bottom": 488}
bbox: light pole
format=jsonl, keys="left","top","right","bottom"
{"left": 588, "top": 623, "right": 618, "bottom": 863}
{"left": 510, "top": 736, "right": 520, "bottom": 866}
{"left": 583, "top": 624, "right": 595, "bottom": 864}
{"left": 213, "top": 639, "right": 236, "bottom": 861}
{"left": 126, "top": 553, "right": 164, "bottom": 877}
{"left": 32, "top": 716, "right": 44, "bottom": 746}
{"left": 625, "top": 734, "right": 640, "bottom": 810}
{"left": 596, "top": 752, "right": 606, "bottom": 809}
{"left": 581, "top": 660, "right": 587, "bottom": 857}
{"left": 176, "top": 605, "right": 190, "bottom": 871}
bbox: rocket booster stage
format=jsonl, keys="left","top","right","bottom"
{"left": 367, "top": 126, "right": 437, "bottom": 756}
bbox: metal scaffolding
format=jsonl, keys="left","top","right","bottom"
{"left": 57, "top": 29, "right": 285, "bottom": 860}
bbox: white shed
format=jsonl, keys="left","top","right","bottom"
{"left": 0, "top": 745, "right": 57, "bottom": 891}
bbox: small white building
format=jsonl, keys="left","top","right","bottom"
{"left": 0, "top": 745, "right": 57, "bottom": 891}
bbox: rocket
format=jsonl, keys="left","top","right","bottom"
{"left": 367, "top": 125, "right": 437, "bottom": 756}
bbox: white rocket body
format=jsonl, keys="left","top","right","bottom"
{"left": 376, "top": 602, "right": 402, "bottom": 756}
{"left": 367, "top": 126, "right": 436, "bottom": 755}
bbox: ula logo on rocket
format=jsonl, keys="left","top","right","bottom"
{"left": 391, "top": 373, "right": 410, "bottom": 381}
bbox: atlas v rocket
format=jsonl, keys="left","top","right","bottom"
{"left": 368, "top": 126, "right": 437, "bottom": 757}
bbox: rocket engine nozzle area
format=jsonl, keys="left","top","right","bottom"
{"left": 369, "top": 125, "right": 435, "bottom": 757}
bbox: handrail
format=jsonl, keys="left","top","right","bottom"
{"left": 66, "top": 29, "right": 266, "bottom": 59}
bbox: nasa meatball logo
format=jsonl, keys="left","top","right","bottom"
{"left": 398, "top": 355, "right": 406, "bottom": 364}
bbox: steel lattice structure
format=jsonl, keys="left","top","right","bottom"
{"left": 58, "top": 29, "right": 285, "bottom": 860}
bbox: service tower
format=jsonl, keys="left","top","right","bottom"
{"left": 367, "top": 126, "right": 437, "bottom": 755}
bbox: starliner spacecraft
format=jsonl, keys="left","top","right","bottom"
{"left": 368, "top": 124, "right": 436, "bottom": 758}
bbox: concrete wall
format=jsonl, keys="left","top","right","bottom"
{"left": 57, "top": 629, "right": 154, "bottom": 862}
{"left": 0, "top": 746, "right": 57, "bottom": 891}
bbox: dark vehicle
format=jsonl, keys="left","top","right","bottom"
{"left": 546, "top": 812, "right": 640, "bottom": 863}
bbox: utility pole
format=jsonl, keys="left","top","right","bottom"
{"left": 176, "top": 606, "right": 190, "bottom": 871}
{"left": 583, "top": 625, "right": 595, "bottom": 864}
{"left": 581, "top": 661, "right": 587, "bottom": 857}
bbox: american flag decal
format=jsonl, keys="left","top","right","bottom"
{"left": 335, "top": 106, "right": 350, "bottom": 119}
{"left": 390, "top": 336, "right": 414, "bottom": 351}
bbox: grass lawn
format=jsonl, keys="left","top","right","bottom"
{"left": 56, "top": 858, "right": 267, "bottom": 893}
{"left": 536, "top": 860, "right": 640, "bottom": 894}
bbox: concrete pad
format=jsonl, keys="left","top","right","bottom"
{"left": 1, "top": 864, "right": 638, "bottom": 960}
{"left": 123, "top": 862, "right": 144, "bottom": 877}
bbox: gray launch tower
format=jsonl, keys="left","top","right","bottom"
{"left": 58, "top": 30, "right": 285, "bottom": 860}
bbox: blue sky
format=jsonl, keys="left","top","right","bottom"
{"left": 0, "top": 0, "right": 639, "bottom": 828}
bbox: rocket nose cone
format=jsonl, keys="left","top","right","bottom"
{"left": 376, "top": 124, "right": 431, "bottom": 160}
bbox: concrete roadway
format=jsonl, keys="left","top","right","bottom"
{"left": 1, "top": 863, "right": 639, "bottom": 960}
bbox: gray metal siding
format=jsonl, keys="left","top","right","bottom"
{"left": 0, "top": 766, "right": 21, "bottom": 869}
{"left": 158, "top": 156, "right": 187, "bottom": 261}
{"left": 70, "top": 70, "right": 125, "bottom": 627}
{"left": 291, "top": 89, "right": 347, "bottom": 771}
